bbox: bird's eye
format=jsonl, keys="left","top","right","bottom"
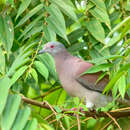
{"left": 50, "top": 45, "right": 54, "bottom": 48}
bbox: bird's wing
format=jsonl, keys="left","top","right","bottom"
{"left": 76, "top": 72, "right": 109, "bottom": 93}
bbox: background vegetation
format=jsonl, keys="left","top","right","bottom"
{"left": 0, "top": 0, "right": 130, "bottom": 129}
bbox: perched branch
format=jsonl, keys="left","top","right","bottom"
{"left": 21, "top": 95, "right": 130, "bottom": 118}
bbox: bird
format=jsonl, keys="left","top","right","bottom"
{"left": 38, "top": 41, "right": 129, "bottom": 109}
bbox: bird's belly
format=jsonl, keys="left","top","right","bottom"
{"left": 60, "top": 77, "right": 86, "bottom": 97}
{"left": 60, "top": 77, "right": 112, "bottom": 108}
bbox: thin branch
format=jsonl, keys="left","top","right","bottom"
{"left": 104, "top": 112, "right": 122, "bottom": 130}
{"left": 48, "top": 119, "right": 57, "bottom": 124}
{"left": 101, "top": 120, "right": 113, "bottom": 130}
{"left": 21, "top": 95, "right": 130, "bottom": 118}
{"left": 44, "top": 101, "right": 65, "bottom": 130}
{"left": 44, "top": 113, "right": 55, "bottom": 120}
{"left": 70, "top": 117, "right": 92, "bottom": 129}
{"left": 111, "top": 107, "right": 130, "bottom": 112}
{"left": 76, "top": 114, "right": 81, "bottom": 130}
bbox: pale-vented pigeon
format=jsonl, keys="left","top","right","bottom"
{"left": 38, "top": 41, "right": 128, "bottom": 109}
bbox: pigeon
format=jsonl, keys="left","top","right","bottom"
{"left": 38, "top": 41, "right": 129, "bottom": 109}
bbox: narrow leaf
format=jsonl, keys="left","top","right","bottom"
{"left": 49, "top": 0, "right": 77, "bottom": 21}
{"left": 46, "top": 4, "right": 68, "bottom": 42}
{"left": 30, "top": 68, "right": 38, "bottom": 83}
{"left": 86, "top": 18, "right": 105, "bottom": 43}
{"left": 0, "top": 47, "right": 5, "bottom": 74}
{"left": 107, "top": 16, "right": 130, "bottom": 37}
{"left": 16, "top": 0, "right": 32, "bottom": 20}
{"left": 90, "top": 0, "right": 106, "bottom": 11}
{"left": 23, "top": 118, "right": 37, "bottom": 130}
{"left": 1, "top": 94, "right": 21, "bottom": 130}
{"left": 81, "top": 63, "right": 112, "bottom": 75}
{"left": 89, "top": 7, "right": 111, "bottom": 29}
{"left": 10, "top": 66, "right": 28, "bottom": 86}
{"left": 0, "top": 77, "right": 10, "bottom": 114}
{"left": 118, "top": 75, "right": 126, "bottom": 99}
{"left": 0, "top": 15, "right": 14, "bottom": 52}
{"left": 12, "top": 107, "right": 31, "bottom": 130}
{"left": 15, "top": 4, "right": 43, "bottom": 28}
{"left": 34, "top": 61, "right": 49, "bottom": 80}
{"left": 103, "top": 63, "right": 130, "bottom": 93}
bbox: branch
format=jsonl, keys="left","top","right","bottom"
{"left": 21, "top": 95, "right": 130, "bottom": 118}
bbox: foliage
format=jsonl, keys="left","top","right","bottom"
{"left": 0, "top": 0, "right": 130, "bottom": 129}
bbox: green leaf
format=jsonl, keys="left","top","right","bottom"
{"left": 49, "top": 0, "right": 77, "bottom": 21}
{"left": 68, "top": 42, "right": 86, "bottom": 52}
{"left": 23, "top": 118, "right": 37, "bottom": 130}
{"left": 46, "top": 4, "right": 68, "bottom": 42}
{"left": 90, "top": 0, "right": 106, "bottom": 11}
{"left": 34, "top": 61, "right": 49, "bottom": 80}
{"left": 23, "top": 23, "right": 43, "bottom": 41}
{"left": 81, "top": 63, "right": 113, "bottom": 75}
{"left": 16, "top": 0, "right": 32, "bottom": 20}
{"left": 1, "top": 94, "right": 21, "bottom": 130}
{"left": 15, "top": 3, "right": 43, "bottom": 28}
{"left": 43, "top": 24, "right": 56, "bottom": 41}
{"left": 88, "top": 55, "right": 123, "bottom": 64}
{"left": 89, "top": 7, "right": 111, "bottom": 29}
{"left": 30, "top": 68, "right": 38, "bottom": 83}
{"left": 103, "top": 63, "right": 130, "bottom": 94}
{"left": 0, "top": 77, "right": 10, "bottom": 114}
{"left": 118, "top": 75, "right": 126, "bottom": 99}
{"left": 64, "top": 115, "right": 70, "bottom": 129}
{"left": 102, "top": 35, "right": 121, "bottom": 50}
{"left": 7, "top": 50, "right": 32, "bottom": 77}
{"left": 0, "top": 15, "right": 14, "bottom": 52}
{"left": 68, "top": 28, "right": 86, "bottom": 44}
{"left": 42, "top": 123, "right": 54, "bottom": 130}
{"left": 12, "top": 107, "right": 31, "bottom": 130}
{"left": 18, "top": 14, "right": 43, "bottom": 40}
{"left": 57, "top": 90, "right": 67, "bottom": 105}
{"left": 0, "top": 47, "right": 5, "bottom": 74}
{"left": 10, "top": 66, "right": 28, "bottom": 86}
{"left": 37, "top": 53, "right": 58, "bottom": 81}
{"left": 86, "top": 18, "right": 105, "bottom": 43}
{"left": 107, "top": 16, "right": 130, "bottom": 37}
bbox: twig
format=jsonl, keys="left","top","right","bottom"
{"left": 59, "top": 121, "right": 65, "bottom": 130}
{"left": 104, "top": 112, "right": 122, "bottom": 130}
{"left": 101, "top": 120, "right": 113, "bottom": 130}
{"left": 44, "top": 113, "right": 55, "bottom": 120}
{"left": 44, "top": 101, "right": 65, "bottom": 130}
{"left": 48, "top": 119, "right": 57, "bottom": 124}
{"left": 28, "top": 32, "right": 44, "bottom": 72}
{"left": 76, "top": 114, "right": 81, "bottom": 130}
{"left": 111, "top": 107, "right": 130, "bottom": 112}
{"left": 69, "top": 117, "right": 92, "bottom": 129}
{"left": 44, "top": 101, "right": 57, "bottom": 115}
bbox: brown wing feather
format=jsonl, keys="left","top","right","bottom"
{"left": 76, "top": 72, "right": 109, "bottom": 93}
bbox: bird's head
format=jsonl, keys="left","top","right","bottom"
{"left": 38, "top": 41, "right": 66, "bottom": 56}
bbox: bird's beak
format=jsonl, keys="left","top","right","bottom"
{"left": 38, "top": 49, "right": 46, "bottom": 54}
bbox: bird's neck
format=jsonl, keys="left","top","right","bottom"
{"left": 53, "top": 50, "right": 71, "bottom": 74}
